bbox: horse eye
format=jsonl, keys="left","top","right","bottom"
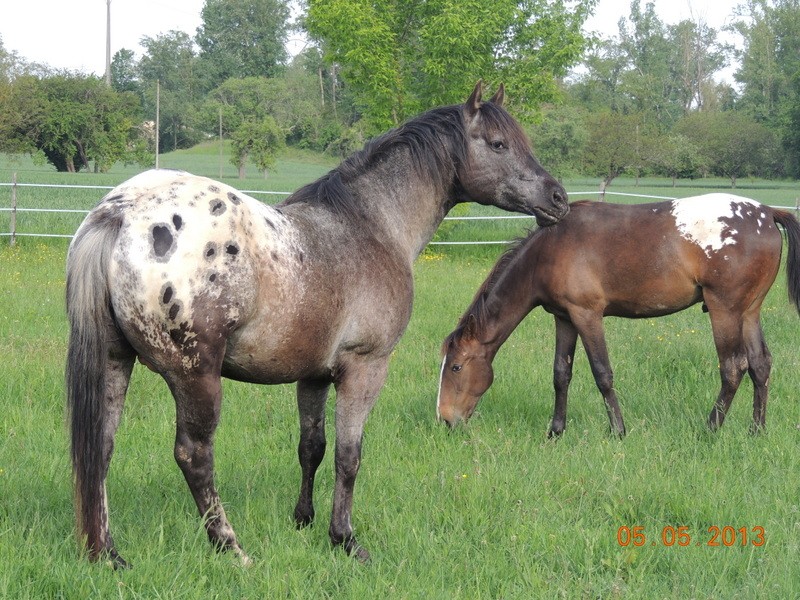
{"left": 451, "top": 364, "right": 463, "bottom": 373}
{"left": 490, "top": 140, "right": 506, "bottom": 151}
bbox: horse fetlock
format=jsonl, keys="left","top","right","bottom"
{"left": 294, "top": 504, "right": 315, "bottom": 528}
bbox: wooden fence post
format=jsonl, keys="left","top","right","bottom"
{"left": 10, "top": 172, "right": 17, "bottom": 246}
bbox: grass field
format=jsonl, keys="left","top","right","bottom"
{"left": 1, "top": 149, "right": 800, "bottom": 598}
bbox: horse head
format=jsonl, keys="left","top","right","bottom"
{"left": 457, "top": 82, "right": 569, "bottom": 226}
{"left": 437, "top": 314, "right": 494, "bottom": 426}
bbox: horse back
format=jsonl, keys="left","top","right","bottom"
{"left": 531, "top": 197, "right": 783, "bottom": 318}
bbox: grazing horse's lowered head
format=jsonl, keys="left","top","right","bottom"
{"left": 65, "top": 82, "right": 568, "bottom": 568}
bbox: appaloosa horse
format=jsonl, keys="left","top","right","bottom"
{"left": 66, "top": 83, "right": 568, "bottom": 567}
{"left": 438, "top": 196, "right": 800, "bottom": 436}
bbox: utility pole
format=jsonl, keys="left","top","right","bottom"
{"left": 105, "top": 0, "right": 112, "bottom": 86}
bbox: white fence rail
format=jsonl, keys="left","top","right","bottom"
{"left": 0, "top": 179, "right": 683, "bottom": 245}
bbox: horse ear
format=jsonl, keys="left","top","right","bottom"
{"left": 466, "top": 81, "right": 483, "bottom": 116}
{"left": 489, "top": 83, "right": 505, "bottom": 107}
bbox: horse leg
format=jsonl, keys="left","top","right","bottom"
{"left": 706, "top": 308, "right": 748, "bottom": 431}
{"left": 294, "top": 378, "right": 330, "bottom": 527}
{"left": 164, "top": 366, "right": 249, "bottom": 565}
{"left": 329, "top": 357, "right": 389, "bottom": 563}
{"left": 743, "top": 313, "right": 772, "bottom": 433}
{"left": 84, "top": 352, "right": 134, "bottom": 567}
{"left": 550, "top": 316, "right": 579, "bottom": 437}
{"left": 571, "top": 312, "right": 626, "bottom": 437}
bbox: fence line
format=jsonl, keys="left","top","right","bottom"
{"left": 0, "top": 179, "right": 684, "bottom": 245}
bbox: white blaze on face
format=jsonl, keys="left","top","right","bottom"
{"left": 436, "top": 356, "right": 447, "bottom": 420}
{"left": 670, "top": 193, "right": 762, "bottom": 257}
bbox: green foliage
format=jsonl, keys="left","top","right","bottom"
{"left": 526, "top": 105, "right": 589, "bottom": 179}
{"left": 647, "top": 133, "right": 706, "bottom": 185}
{"left": 230, "top": 115, "right": 285, "bottom": 178}
{"left": 732, "top": 0, "right": 800, "bottom": 177}
{"left": 138, "top": 31, "right": 205, "bottom": 151}
{"left": 306, "top": 0, "right": 595, "bottom": 132}
{"left": 580, "top": 111, "right": 647, "bottom": 185}
{"left": 674, "top": 111, "right": 780, "bottom": 186}
{"left": 196, "top": 0, "right": 290, "bottom": 89}
{"left": 573, "top": 0, "right": 730, "bottom": 128}
{"left": 0, "top": 74, "right": 147, "bottom": 172}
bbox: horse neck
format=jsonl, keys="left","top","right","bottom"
{"left": 468, "top": 239, "right": 542, "bottom": 356}
{"left": 349, "top": 147, "right": 454, "bottom": 262}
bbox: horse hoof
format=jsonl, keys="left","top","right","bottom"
{"left": 294, "top": 511, "right": 314, "bottom": 529}
{"left": 343, "top": 538, "right": 371, "bottom": 563}
{"left": 104, "top": 550, "right": 130, "bottom": 570}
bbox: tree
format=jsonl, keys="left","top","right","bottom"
{"left": 648, "top": 133, "right": 705, "bottom": 185}
{"left": 110, "top": 48, "right": 140, "bottom": 95}
{"left": 305, "top": 0, "right": 595, "bottom": 132}
{"left": 675, "top": 111, "right": 779, "bottom": 186}
{"left": 581, "top": 111, "right": 648, "bottom": 187}
{"left": 571, "top": 1, "right": 728, "bottom": 128}
{"left": 196, "top": 0, "right": 290, "bottom": 90}
{"left": 732, "top": 0, "right": 800, "bottom": 176}
{"left": 526, "top": 104, "right": 589, "bottom": 179}
{"left": 138, "top": 31, "right": 204, "bottom": 151}
{"left": 0, "top": 74, "right": 147, "bottom": 172}
{"left": 0, "top": 34, "right": 25, "bottom": 83}
{"left": 230, "top": 116, "right": 284, "bottom": 178}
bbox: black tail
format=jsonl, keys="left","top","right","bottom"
{"left": 65, "top": 210, "right": 124, "bottom": 556}
{"left": 773, "top": 208, "right": 800, "bottom": 314}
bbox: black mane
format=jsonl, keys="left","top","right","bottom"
{"left": 280, "top": 100, "right": 526, "bottom": 221}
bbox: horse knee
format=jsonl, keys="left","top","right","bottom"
{"left": 298, "top": 422, "right": 326, "bottom": 467}
{"left": 174, "top": 434, "right": 213, "bottom": 483}
{"left": 553, "top": 362, "right": 573, "bottom": 393}
{"left": 749, "top": 352, "right": 772, "bottom": 385}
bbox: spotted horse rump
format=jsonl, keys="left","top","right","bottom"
{"left": 64, "top": 82, "right": 569, "bottom": 567}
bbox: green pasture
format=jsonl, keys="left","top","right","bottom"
{"left": 1, "top": 149, "right": 800, "bottom": 598}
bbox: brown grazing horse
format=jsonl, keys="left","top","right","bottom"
{"left": 65, "top": 83, "right": 568, "bottom": 567}
{"left": 438, "top": 196, "right": 800, "bottom": 437}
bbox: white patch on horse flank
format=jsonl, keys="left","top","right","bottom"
{"left": 670, "top": 193, "right": 763, "bottom": 258}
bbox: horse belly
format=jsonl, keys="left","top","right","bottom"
{"left": 222, "top": 312, "right": 338, "bottom": 384}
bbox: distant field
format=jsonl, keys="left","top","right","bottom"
{"left": 1, "top": 148, "right": 800, "bottom": 597}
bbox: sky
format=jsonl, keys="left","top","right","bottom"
{"left": 1, "top": 0, "right": 743, "bottom": 77}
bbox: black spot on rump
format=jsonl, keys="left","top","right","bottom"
{"left": 168, "top": 302, "right": 181, "bottom": 321}
{"left": 210, "top": 199, "right": 227, "bottom": 216}
{"left": 172, "top": 214, "right": 183, "bottom": 230}
{"left": 152, "top": 224, "right": 174, "bottom": 258}
{"left": 227, "top": 191, "right": 242, "bottom": 205}
{"left": 162, "top": 285, "right": 173, "bottom": 304}
{"left": 264, "top": 217, "right": 277, "bottom": 231}
{"left": 204, "top": 242, "right": 218, "bottom": 261}
{"left": 226, "top": 243, "right": 240, "bottom": 256}
{"left": 271, "top": 251, "right": 279, "bottom": 262}
{"left": 208, "top": 272, "right": 217, "bottom": 282}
